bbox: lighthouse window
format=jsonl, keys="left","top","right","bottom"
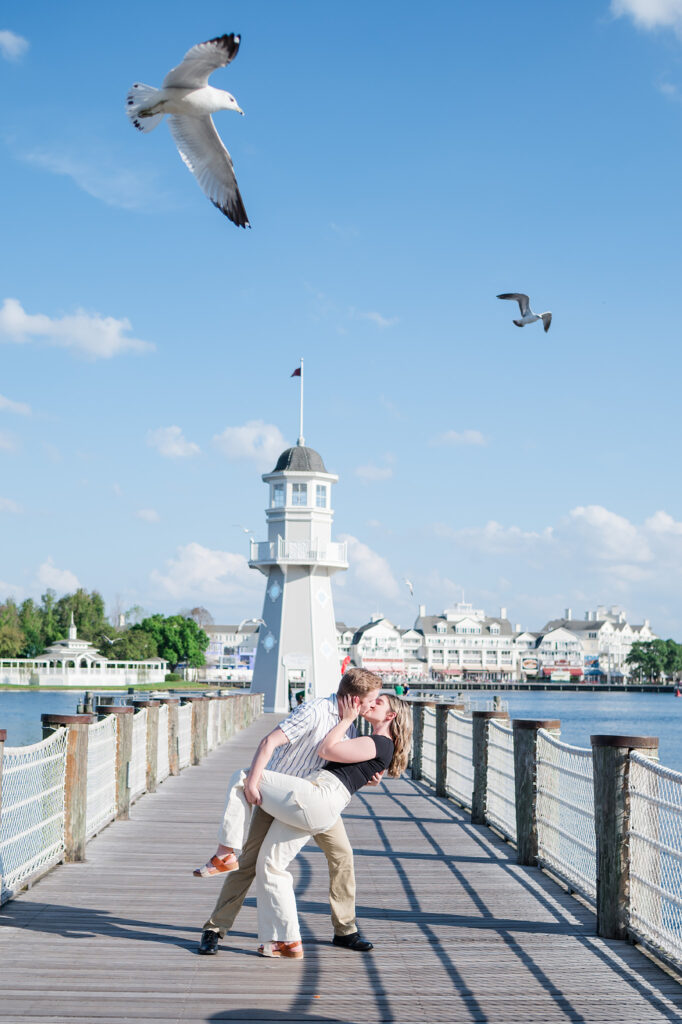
{"left": 272, "top": 483, "right": 284, "bottom": 507}
{"left": 316, "top": 485, "right": 327, "bottom": 508}
{"left": 292, "top": 483, "right": 308, "bottom": 506}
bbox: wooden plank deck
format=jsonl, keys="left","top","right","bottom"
{"left": 0, "top": 712, "right": 681, "bottom": 1023}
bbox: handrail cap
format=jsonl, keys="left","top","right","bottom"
{"left": 129, "top": 700, "right": 160, "bottom": 707}
{"left": 94, "top": 705, "right": 134, "bottom": 714}
{"left": 0, "top": 729, "right": 6, "bottom": 742}
{"left": 41, "top": 713, "right": 96, "bottom": 725}
{"left": 591, "top": 734, "right": 659, "bottom": 749}
{"left": 513, "top": 719, "right": 561, "bottom": 730}
{"left": 472, "top": 710, "right": 509, "bottom": 720}
{"left": 156, "top": 698, "right": 180, "bottom": 704}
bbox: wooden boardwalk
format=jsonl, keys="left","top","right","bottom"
{"left": 1, "top": 713, "right": 681, "bottom": 1023}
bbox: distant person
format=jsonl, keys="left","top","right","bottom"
{"left": 195, "top": 668, "right": 386, "bottom": 957}
{"left": 394, "top": 681, "right": 405, "bottom": 696}
{"left": 403, "top": 683, "right": 410, "bottom": 697}
{"left": 296, "top": 690, "right": 305, "bottom": 705}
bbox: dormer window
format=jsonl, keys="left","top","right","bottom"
{"left": 490, "top": 625, "right": 500, "bottom": 635}
{"left": 436, "top": 623, "right": 447, "bottom": 634}
{"left": 316, "top": 484, "right": 328, "bottom": 508}
{"left": 292, "top": 483, "right": 308, "bottom": 506}
{"left": 272, "top": 483, "right": 284, "bottom": 508}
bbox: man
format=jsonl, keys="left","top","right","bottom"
{"left": 197, "top": 667, "right": 383, "bottom": 955}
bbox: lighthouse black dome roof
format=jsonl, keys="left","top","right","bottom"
{"left": 272, "top": 445, "right": 327, "bottom": 473}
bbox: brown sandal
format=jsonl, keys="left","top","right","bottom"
{"left": 193, "top": 852, "right": 239, "bottom": 877}
{"left": 258, "top": 940, "right": 304, "bottom": 959}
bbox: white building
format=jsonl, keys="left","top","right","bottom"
{"left": 541, "top": 607, "right": 657, "bottom": 681}
{"left": 415, "top": 602, "right": 516, "bottom": 681}
{"left": 0, "top": 614, "right": 168, "bottom": 686}
{"left": 350, "top": 616, "right": 405, "bottom": 673}
{"left": 249, "top": 442, "right": 348, "bottom": 712}
{"left": 202, "top": 622, "right": 259, "bottom": 683}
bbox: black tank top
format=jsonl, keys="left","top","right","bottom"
{"left": 323, "top": 735, "right": 394, "bottom": 796}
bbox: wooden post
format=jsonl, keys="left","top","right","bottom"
{"left": 436, "top": 703, "right": 450, "bottom": 797}
{"left": 591, "top": 733, "right": 659, "bottom": 940}
{"left": 41, "top": 714, "right": 95, "bottom": 862}
{"left": 129, "top": 700, "right": 160, "bottom": 793}
{"left": 513, "top": 719, "right": 561, "bottom": 866}
{"left": 158, "top": 699, "right": 180, "bottom": 775}
{"left": 182, "top": 697, "right": 207, "bottom": 765}
{"left": 95, "top": 706, "right": 134, "bottom": 819}
{"left": 471, "top": 711, "right": 509, "bottom": 825}
{"left": 411, "top": 701, "right": 426, "bottom": 781}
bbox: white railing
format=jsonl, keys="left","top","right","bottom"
{"left": 486, "top": 719, "right": 516, "bottom": 841}
{"left": 250, "top": 538, "right": 348, "bottom": 565}
{"left": 157, "top": 704, "right": 170, "bottom": 783}
{"left": 536, "top": 730, "right": 596, "bottom": 902}
{"left": 629, "top": 752, "right": 682, "bottom": 967}
{"left": 0, "top": 729, "right": 68, "bottom": 899}
{"left": 421, "top": 707, "right": 437, "bottom": 786}
{"left": 446, "top": 710, "right": 474, "bottom": 807}
{"left": 177, "top": 703, "right": 192, "bottom": 769}
{"left": 129, "top": 708, "right": 148, "bottom": 801}
{"left": 86, "top": 716, "right": 118, "bottom": 839}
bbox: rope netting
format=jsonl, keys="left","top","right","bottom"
{"left": 420, "top": 707, "right": 437, "bottom": 785}
{"left": 129, "top": 708, "right": 148, "bottom": 801}
{"left": 0, "top": 729, "right": 67, "bottom": 900}
{"left": 207, "top": 700, "right": 220, "bottom": 752}
{"left": 86, "top": 715, "right": 117, "bottom": 839}
{"left": 177, "top": 703, "right": 192, "bottom": 769}
{"left": 446, "top": 710, "right": 474, "bottom": 807}
{"left": 157, "top": 704, "right": 170, "bottom": 782}
{"left": 629, "top": 752, "right": 682, "bottom": 966}
{"left": 486, "top": 719, "right": 517, "bottom": 841}
{"left": 536, "top": 729, "right": 596, "bottom": 902}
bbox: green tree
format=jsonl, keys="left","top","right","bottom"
{"left": 137, "top": 614, "right": 209, "bottom": 671}
{"left": 95, "top": 626, "right": 158, "bottom": 661}
{"left": 40, "top": 589, "right": 61, "bottom": 646}
{"left": 19, "top": 598, "right": 44, "bottom": 656}
{"left": 55, "top": 589, "right": 108, "bottom": 641}
{"left": 0, "top": 598, "right": 26, "bottom": 657}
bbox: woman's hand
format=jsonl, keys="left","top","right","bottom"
{"left": 244, "top": 774, "right": 262, "bottom": 805}
{"left": 338, "top": 694, "right": 359, "bottom": 723}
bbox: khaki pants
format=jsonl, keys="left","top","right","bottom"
{"left": 203, "top": 805, "right": 357, "bottom": 938}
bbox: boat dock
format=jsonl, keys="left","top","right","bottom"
{"left": 1, "top": 711, "right": 680, "bottom": 1022}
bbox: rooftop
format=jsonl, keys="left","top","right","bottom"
{"left": 272, "top": 445, "right": 327, "bottom": 474}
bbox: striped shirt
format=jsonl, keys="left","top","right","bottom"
{"left": 267, "top": 694, "right": 357, "bottom": 779}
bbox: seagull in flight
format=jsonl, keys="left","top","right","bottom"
{"left": 403, "top": 578, "right": 414, "bottom": 597}
{"left": 126, "top": 34, "right": 249, "bottom": 227}
{"left": 497, "top": 293, "right": 552, "bottom": 333}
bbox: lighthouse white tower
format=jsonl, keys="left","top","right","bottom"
{"left": 249, "top": 441, "right": 348, "bottom": 712}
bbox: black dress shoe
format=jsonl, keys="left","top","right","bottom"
{"left": 332, "top": 932, "right": 374, "bottom": 952}
{"left": 198, "top": 929, "right": 220, "bottom": 955}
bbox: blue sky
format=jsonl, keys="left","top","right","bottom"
{"left": 2, "top": 0, "right": 682, "bottom": 635}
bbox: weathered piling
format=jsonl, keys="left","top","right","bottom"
{"left": 513, "top": 719, "right": 561, "bottom": 866}
{"left": 133, "top": 701, "right": 160, "bottom": 793}
{"left": 471, "top": 710, "right": 509, "bottom": 825}
{"left": 41, "top": 714, "right": 95, "bottom": 862}
{"left": 591, "top": 733, "right": 659, "bottom": 940}
{"left": 181, "top": 696, "right": 208, "bottom": 764}
{"left": 95, "top": 705, "right": 134, "bottom": 818}
{"left": 411, "top": 700, "right": 435, "bottom": 782}
{"left": 157, "top": 698, "right": 180, "bottom": 775}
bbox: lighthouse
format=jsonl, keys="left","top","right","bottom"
{"left": 248, "top": 440, "right": 348, "bottom": 713}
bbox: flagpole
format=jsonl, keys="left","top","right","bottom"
{"left": 298, "top": 356, "right": 304, "bottom": 445}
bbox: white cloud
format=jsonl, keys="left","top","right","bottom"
{"left": 355, "top": 463, "right": 393, "bottom": 481}
{"left": 338, "top": 534, "right": 401, "bottom": 600}
{"left": 0, "top": 393, "right": 31, "bottom": 415}
{"left": 0, "top": 432, "right": 18, "bottom": 453}
{"left": 37, "top": 558, "right": 79, "bottom": 592}
{"left": 147, "top": 425, "right": 200, "bottom": 459}
{"left": 136, "top": 508, "right": 160, "bottom": 523}
{"left": 213, "top": 420, "right": 287, "bottom": 468}
{"left": 430, "top": 429, "right": 486, "bottom": 447}
{"left": 441, "top": 519, "right": 555, "bottom": 554}
{"left": 353, "top": 310, "right": 399, "bottom": 329}
{"left": 611, "top": 0, "right": 682, "bottom": 33}
{"left": 0, "top": 298, "right": 155, "bottom": 359}
{"left": 0, "top": 497, "right": 22, "bottom": 513}
{"left": 0, "top": 30, "right": 28, "bottom": 61}
{"left": 567, "top": 505, "right": 652, "bottom": 563}
{"left": 17, "top": 147, "right": 167, "bottom": 211}
{"left": 151, "top": 542, "right": 258, "bottom": 601}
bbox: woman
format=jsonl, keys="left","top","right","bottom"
{"left": 193, "top": 693, "right": 412, "bottom": 959}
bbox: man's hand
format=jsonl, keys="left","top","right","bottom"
{"left": 365, "top": 771, "right": 384, "bottom": 787}
{"left": 338, "top": 694, "right": 359, "bottom": 722}
{"left": 243, "top": 775, "right": 262, "bottom": 805}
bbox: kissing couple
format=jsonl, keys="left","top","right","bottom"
{"left": 195, "top": 667, "right": 412, "bottom": 958}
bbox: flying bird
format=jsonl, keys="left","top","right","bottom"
{"left": 403, "top": 578, "right": 414, "bottom": 597}
{"left": 126, "top": 33, "right": 249, "bottom": 227}
{"left": 232, "top": 524, "right": 253, "bottom": 535}
{"left": 497, "top": 293, "right": 552, "bottom": 333}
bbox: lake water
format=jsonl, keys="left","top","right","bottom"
{"left": 3, "top": 688, "right": 682, "bottom": 773}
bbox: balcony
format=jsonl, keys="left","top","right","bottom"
{"left": 249, "top": 538, "right": 348, "bottom": 568}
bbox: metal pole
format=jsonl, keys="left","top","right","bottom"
{"left": 298, "top": 356, "right": 304, "bottom": 445}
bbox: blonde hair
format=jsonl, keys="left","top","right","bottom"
{"left": 383, "top": 695, "right": 413, "bottom": 777}
{"left": 338, "top": 667, "right": 383, "bottom": 698}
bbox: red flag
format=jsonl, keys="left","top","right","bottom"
{"left": 290, "top": 367, "right": 301, "bottom": 377}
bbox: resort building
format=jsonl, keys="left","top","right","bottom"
{"left": 540, "top": 607, "right": 657, "bottom": 681}
{"left": 415, "top": 602, "right": 517, "bottom": 681}
{"left": 202, "top": 622, "right": 260, "bottom": 683}
{"left": 0, "top": 614, "right": 168, "bottom": 686}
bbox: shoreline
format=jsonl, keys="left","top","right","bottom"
{"left": 408, "top": 681, "right": 675, "bottom": 693}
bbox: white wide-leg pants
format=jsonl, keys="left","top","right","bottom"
{"left": 218, "top": 768, "right": 351, "bottom": 942}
